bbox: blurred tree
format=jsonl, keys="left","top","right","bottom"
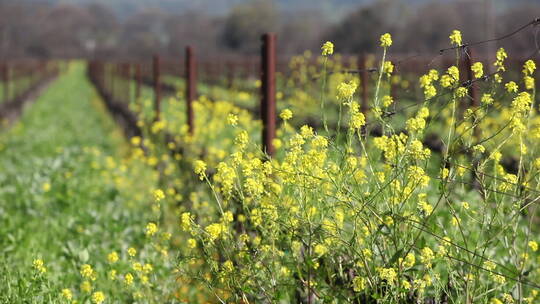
{"left": 0, "top": 3, "right": 42, "bottom": 58}
{"left": 278, "top": 10, "right": 328, "bottom": 54}
{"left": 399, "top": 2, "right": 484, "bottom": 53}
{"left": 167, "top": 11, "right": 223, "bottom": 58}
{"left": 85, "top": 3, "right": 119, "bottom": 57}
{"left": 326, "top": 0, "right": 406, "bottom": 54}
{"left": 35, "top": 4, "right": 95, "bottom": 58}
{"left": 117, "top": 8, "right": 169, "bottom": 58}
{"left": 221, "top": 0, "right": 279, "bottom": 54}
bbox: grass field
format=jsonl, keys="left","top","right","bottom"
{"left": 0, "top": 64, "right": 177, "bottom": 303}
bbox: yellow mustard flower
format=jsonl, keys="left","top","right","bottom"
{"left": 449, "top": 30, "right": 462, "bottom": 46}
{"left": 107, "top": 251, "right": 119, "bottom": 264}
{"left": 337, "top": 81, "right": 358, "bottom": 100}
{"left": 32, "top": 259, "right": 47, "bottom": 274}
{"left": 528, "top": 241, "right": 538, "bottom": 252}
{"left": 124, "top": 273, "right": 134, "bottom": 286}
{"left": 321, "top": 41, "right": 334, "bottom": 56}
{"left": 61, "top": 289, "right": 73, "bottom": 300}
{"left": 505, "top": 81, "right": 518, "bottom": 93}
{"left": 91, "top": 291, "right": 105, "bottom": 304}
{"left": 145, "top": 222, "right": 158, "bottom": 237}
{"left": 153, "top": 189, "right": 165, "bottom": 202}
{"left": 227, "top": 113, "right": 238, "bottom": 126}
{"left": 280, "top": 109, "right": 293, "bottom": 121}
{"left": 380, "top": 33, "right": 392, "bottom": 47}
{"left": 193, "top": 160, "right": 207, "bottom": 180}
{"left": 471, "top": 62, "right": 483, "bottom": 78}
{"left": 352, "top": 276, "right": 366, "bottom": 292}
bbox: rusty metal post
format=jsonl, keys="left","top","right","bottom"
{"left": 126, "top": 63, "right": 131, "bottom": 103}
{"left": 227, "top": 61, "right": 235, "bottom": 89}
{"left": 116, "top": 64, "right": 122, "bottom": 101}
{"left": 121, "top": 63, "right": 126, "bottom": 102}
{"left": 464, "top": 48, "right": 480, "bottom": 140}
{"left": 255, "top": 57, "right": 261, "bottom": 82}
{"left": 261, "top": 33, "right": 277, "bottom": 156}
{"left": 215, "top": 60, "right": 221, "bottom": 85}
{"left": 462, "top": 48, "right": 482, "bottom": 187}
{"left": 359, "top": 54, "right": 369, "bottom": 116}
{"left": 109, "top": 64, "right": 115, "bottom": 100}
{"left": 185, "top": 46, "right": 196, "bottom": 134}
{"left": 243, "top": 61, "right": 251, "bottom": 79}
{"left": 117, "top": 63, "right": 122, "bottom": 101}
{"left": 123, "top": 63, "right": 130, "bottom": 103}
{"left": 2, "top": 64, "right": 8, "bottom": 102}
{"left": 390, "top": 75, "right": 398, "bottom": 101}
{"left": 153, "top": 55, "right": 161, "bottom": 121}
{"left": 464, "top": 48, "right": 479, "bottom": 108}
{"left": 135, "top": 63, "right": 142, "bottom": 100}
{"left": 204, "top": 62, "right": 211, "bottom": 85}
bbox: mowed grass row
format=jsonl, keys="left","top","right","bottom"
{"left": 0, "top": 63, "right": 171, "bottom": 303}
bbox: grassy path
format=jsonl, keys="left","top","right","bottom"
{"left": 0, "top": 63, "right": 171, "bottom": 303}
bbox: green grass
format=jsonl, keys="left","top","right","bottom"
{"left": 0, "top": 63, "right": 163, "bottom": 302}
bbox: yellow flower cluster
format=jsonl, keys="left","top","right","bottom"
{"left": 377, "top": 267, "right": 397, "bottom": 283}
{"left": 511, "top": 92, "right": 532, "bottom": 116}
{"left": 91, "top": 291, "right": 105, "bottom": 304}
{"left": 420, "top": 247, "right": 434, "bottom": 268}
{"left": 352, "top": 277, "right": 366, "bottom": 292}
{"left": 481, "top": 93, "right": 494, "bottom": 105}
{"left": 505, "top": 81, "right": 518, "bottom": 93}
{"left": 336, "top": 80, "right": 358, "bottom": 100}
{"left": 382, "top": 95, "right": 393, "bottom": 108}
{"left": 380, "top": 33, "right": 393, "bottom": 47}
{"left": 32, "top": 259, "right": 47, "bottom": 274}
{"left": 523, "top": 59, "right": 536, "bottom": 76}
{"left": 80, "top": 264, "right": 96, "bottom": 280}
{"left": 107, "top": 251, "right": 119, "bottom": 264}
{"left": 400, "top": 252, "right": 416, "bottom": 268}
{"left": 193, "top": 160, "right": 207, "bottom": 180}
{"left": 382, "top": 61, "right": 394, "bottom": 77}
{"left": 406, "top": 107, "right": 429, "bottom": 133}
{"left": 153, "top": 188, "right": 165, "bottom": 202}
{"left": 227, "top": 113, "right": 238, "bottom": 126}
{"left": 493, "top": 48, "right": 508, "bottom": 83}
{"left": 419, "top": 70, "right": 438, "bottom": 99}
{"left": 418, "top": 194, "right": 433, "bottom": 215}
{"left": 523, "top": 60, "right": 536, "bottom": 90}
{"left": 349, "top": 102, "right": 366, "bottom": 130}
{"left": 205, "top": 222, "right": 226, "bottom": 241}
{"left": 146, "top": 222, "right": 158, "bottom": 237}
{"left": 280, "top": 108, "right": 293, "bottom": 121}
{"left": 449, "top": 29, "right": 462, "bottom": 46}
{"left": 471, "top": 62, "right": 483, "bottom": 78}
{"left": 440, "top": 66, "right": 459, "bottom": 88}
{"left": 529, "top": 241, "right": 538, "bottom": 252}
{"left": 61, "top": 289, "right": 73, "bottom": 300}
{"left": 321, "top": 41, "right": 334, "bottom": 56}
{"left": 214, "top": 162, "right": 237, "bottom": 198}
{"left": 121, "top": 272, "right": 132, "bottom": 286}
